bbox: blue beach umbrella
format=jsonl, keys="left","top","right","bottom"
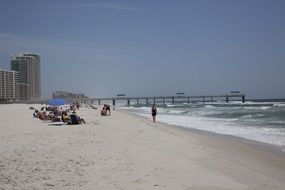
{"left": 47, "top": 98, "right": 66, "bottom": 106}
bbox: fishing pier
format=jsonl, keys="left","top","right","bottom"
{"left": 90, "top": 94, "right": 246, "bottom": 106}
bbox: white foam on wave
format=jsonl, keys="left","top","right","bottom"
{"left": 166, "top": 110, "right": 188, "bottom": 114}
{"left": 121, "top": 101, "right": 285, "bottom": 147}
{"left": 240, "top": 114, "right": 253, "bottom": 119}
{"left": 244, "top": 106, "right": 271, "bottom": 110}
{"left": 259, "top": 106, "right": 271, "bottom": 110}
{"left": 165, "top": 115, "right": 285, "bottom": 146}
{"left": 204, "top": 105, "right": 215, "bottom": 108}
{"left": 166, "top": 104, "right": 176, "bottom": 107}
{"left": 274, "top": 102, "right": 285, "bottom": 107}
{"left": 135, "top": 112, "right": 285, "bottom": 147}
{"left": 256, "top": 114, "right": 266, "bottom": 118}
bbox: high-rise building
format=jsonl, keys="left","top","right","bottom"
{"left": 0, "top": 68, "right": 19, "bottom": 101}
{"left": 11, "top": 53, "right": 41, "bottom": 100}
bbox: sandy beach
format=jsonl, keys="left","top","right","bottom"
{"left": 0, "top": 104, "right": 285, "bottom": 190}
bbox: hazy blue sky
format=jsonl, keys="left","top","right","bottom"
{"left": 0, "top": 0, "right": 284, "bottom": 99}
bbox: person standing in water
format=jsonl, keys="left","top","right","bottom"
{"left": 151, "top": 104, "right": 157, "bottom": 122}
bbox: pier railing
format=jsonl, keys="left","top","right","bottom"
{"left": 90, "top": 94, "right": 246, "bottom": 106}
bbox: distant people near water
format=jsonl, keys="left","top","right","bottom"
{"left": 104, "top": 104, "right": 111, "bottom": 115}
{"left": 101, "top": 106, "right": 107, "bottom": 116}
{"left": 101, "top": 104, "right": 111, "bottom": 116}
{"left": 151, "top": 104, "right": 157, "bottom": 122}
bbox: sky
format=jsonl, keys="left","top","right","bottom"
{"left": 0, "top": 0, "right": 285, "bottom": 99}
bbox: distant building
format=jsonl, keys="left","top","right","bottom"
{"left": 11, "top": 53, "right": 41, "bottom": 100}
{"left": 0, "top": 68, "right": 19, "bottom": 102}
{"left": 52, "top": 91, "right": 88, "bottom": 101}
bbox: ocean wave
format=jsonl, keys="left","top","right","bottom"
{"left": 244, "top": 106, "right": 271, "bottom": 110}
{"left": 274, "top": 103, "right": 285, "bottom": 107}
{"left": 155, "top": 114, "right": 285, "bottom": 146}
{"left": 166, "top": 110, "right": 188, "bottom": 114}
{"left": 204, "top": 105, "right": 215, "bottom": 108}
{"left": 256, "top": 114, "right": 266, "bottom": 118}
{"left": 240, "top": 114, "right": 253, "bottom": 119}
{"left": 124, "top": 114, "right": 284, "bottom": 147}
{"left": 165, "top": 104, "right": 186, "bottom": 108}
{"left": 120, "top": 101, "right": 285, "bottom": 147}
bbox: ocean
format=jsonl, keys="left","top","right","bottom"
{"left": 118, "top": 100, "right": 285, "bottom": 150}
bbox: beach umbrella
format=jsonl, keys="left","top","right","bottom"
{"left": 47, "top": 98, "right": 66, "bottom": 106}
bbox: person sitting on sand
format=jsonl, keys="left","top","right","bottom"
{"left": 76, "top": 102, "right": 80, "bottom": 110}
{"left": 61, "top": 111, "right": 69, "bottom": 123}
{"left": 68, "top": 111, "right": 86, "bottom": 125}
{"left": 101, "top": 106, "right": 107, "bottom": 116}
{"left": 37, "top": 111, "right": 49, "bottom": 120}
{"left": 49, "top": 113, "right": 61, "bottom": 122}
{"left": 105, "top": 104, "right": 111, "bottom": 115}
{"left": 33, "top": 110, "right": 39, "bottom": 118}
{"left": 90, "top": 105, "right": 97, "bottom": 110}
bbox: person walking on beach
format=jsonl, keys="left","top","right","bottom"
{"left": 151, "top": 104, "right": 157, "bottom": 122}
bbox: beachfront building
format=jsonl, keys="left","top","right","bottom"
{"left": 11, "top": 53, "right": 41, "bottom": 101}
{"left": 0, "top": 68, "right": 19, "bottom": 102}
{"left": 52, "top": 91, "right": 89, "bottom": 103}
{"left": 52, "top": 91, "right": 88, "bottom": 99}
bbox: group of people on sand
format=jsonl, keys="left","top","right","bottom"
{"left": 101, "top": 104, "right": 111, "bottom": 116}
{"left": 33, "top": 104, "right": 85, "bottom": 125}
{"left": 100, "top": 103, "right": 157, "bottom": 122}
{"left": 61, "top": 110, "right": 86, "bottom": 124}
{"left": 99, "top": 103, "right": 157, "bottom": 122}
{"left": 33, "top": 102, "right": 157, "bottom": 124}
{"left": 70, "top": 102, "right": 81, "bottom": 111}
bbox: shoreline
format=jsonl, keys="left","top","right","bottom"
{"left": 1, "top": 104, "right": 285, "bottom": 189}
{"left": 122, "top": 109, "right": 285, "bottom": 159}
{"left": 120, "top": 108, "right": 285, "bottom": 156}
{"left": 119, "top": 110, "right": 285, "bottom": 185}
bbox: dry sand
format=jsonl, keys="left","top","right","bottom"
{"left": 0, "top": 104, "right": 285, "bottom": 190}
